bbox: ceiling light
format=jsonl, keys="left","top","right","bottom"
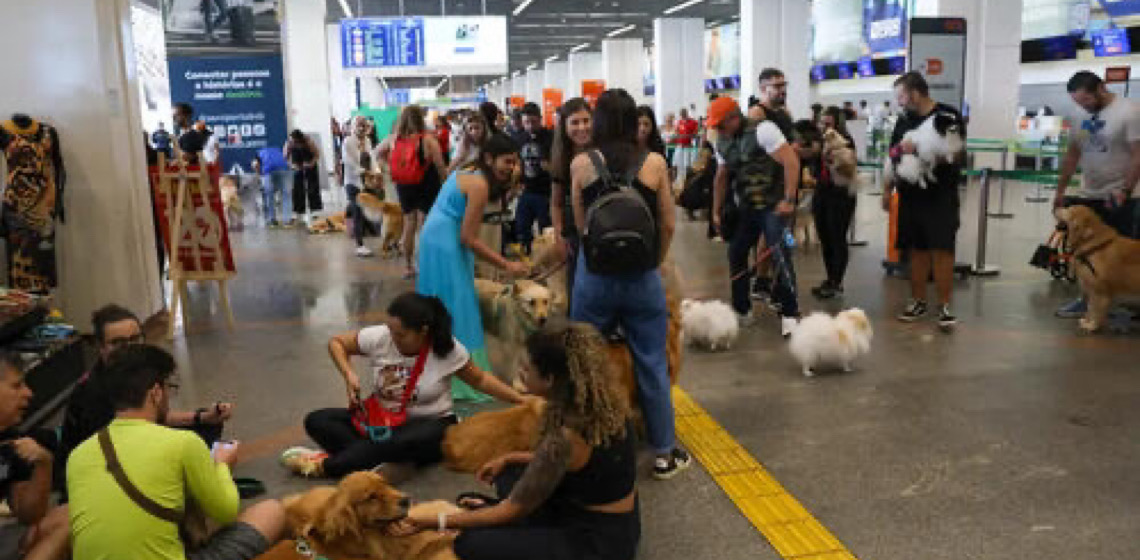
{"left": 607, "top": 24, "right": 636, "bottom": 37}
{"left": 570, "top": 42, "right": 591, "bottom": 52}
{"left": 337, "top": 0, "right": 353, "bottom": 18}
{"left": 663, "top": 0, "right": 705, "bottom": 15}
{"left": 546, "top": 55, "right": 559, "bottom": 62}
{"left": 513, "top": 0, "right": 536, "bottom": 16}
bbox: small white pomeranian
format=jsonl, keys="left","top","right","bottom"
{"left": 681, "top": 299, "right": 739, "bottom": 351}
{"left": 787, "top": 308, "right": 873, "bottom": 377}
{"left": 884, "top": 111, "right": 965, "bottom": 189}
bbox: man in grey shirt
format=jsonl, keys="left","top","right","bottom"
{"left": 1055, "top": 71, "right": 1140, "bottom": 317}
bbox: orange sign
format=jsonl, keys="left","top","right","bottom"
{"left": 924, "top": 58, "right": 944, "bottom": 76}
{"left": 148, "top": 163, "right": 236, "bottom": 275}
{"left": 1106, "top": 66, "right": 1131, "bottom": 83}
{"left": 508, "top": 96, "right": 525, "bottom": 110}
{"left": 542, "top": 88, "right": 564, "bottom": 128}
{"left": 581, "top": 80, "right": 606, "bottom": 108}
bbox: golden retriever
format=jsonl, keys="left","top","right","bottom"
{"left": 1056, "top": 205, "right": 1140, "bottom": 332}
{"left": 309, "top": 213, "right": 348, "bottom": 235}
{"left": 356, "top": 191, "right": 405, "bottom": 258}
{"left": 263, "top": 471, "right": 460, "bottom": 560}
{"left": 474, "top": 278, "right": 556, "bottom": 388}
{"left": 441, "top": 398, "right": 547, "bottom": 472}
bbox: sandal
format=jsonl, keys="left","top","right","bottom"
{"left": 455, "top": 492, "right": 501, "bottom": 511}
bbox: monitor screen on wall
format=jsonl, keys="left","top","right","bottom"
{"left": 1092, "top": 27, "right": 1132, "bottom": 55}
{"left": 341, "top": 17, "right": 508, "bottom": 76}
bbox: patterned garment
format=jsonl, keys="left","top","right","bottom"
{"left": 0, "top": 119, "right": 66, "bottom": 292}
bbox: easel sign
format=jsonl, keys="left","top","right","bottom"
{"left": 148, "top": 155, "right": 237, "bottom": 338}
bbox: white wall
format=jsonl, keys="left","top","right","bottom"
{"left": 526, "top": 69, "right": 545, "bottom": 104}
{"left": 327, "top": 24, "right": 356, "bottom": 119}
{"left": 567, "top": 52, "right": 604, "bottom": 99}
{"left": 544, "top": 61, "right": 569, "bottom": 94}
{"left": 282, "top": 0, "right": 334, "bottom": 165}
{"left": 0, "top": 0, "right": 162, "bottom": 328}
{"left": 603, "top": 38, "right": 646, "bottom": 105}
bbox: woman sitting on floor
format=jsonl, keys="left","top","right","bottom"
{"left": 281, "top": 292, "right": 528, "bottom": 478}
{"left": 398, "top": 320, "right": 640, "bottom": 560}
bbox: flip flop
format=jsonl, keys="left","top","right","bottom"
{"left": 455, "top": 492, "right": 501, "bottom": 511}
{"left": 234, "top": 477, "right": 266, "bottom": 499}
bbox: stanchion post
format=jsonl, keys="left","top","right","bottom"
{"left": 989, "top": 144, "right": 1014, "bottom": 218}
{"left": 971, "top": 168, "right": 1001, "bottom": 276}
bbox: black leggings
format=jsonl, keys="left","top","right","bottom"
{"left": 454, "top": 466, "right": 640, "bottom": 560}
{"left": 303, "top": 408, "right": 456, "bottom": 478}
{"left": 812, "top": 188, "right": 857, "bottom": 286}
{"left": 293, "top": 166, "right": 323, "bottom": 213}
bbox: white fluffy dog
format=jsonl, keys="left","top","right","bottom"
{"left": 788, "top": 308, "right": 873, "bottom": 377}
{"left": 681, "top": 299, "right": 739, "bottom": 351}
{"left": 884, "top": 111, "right": 965, "bottom": 189}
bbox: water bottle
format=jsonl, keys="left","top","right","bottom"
{"left": 783, "top": 227, "right": 796, "bottom": 249}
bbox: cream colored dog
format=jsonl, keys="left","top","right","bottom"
{"left": 474, "top": 278, "right": 556, "bottom": 387}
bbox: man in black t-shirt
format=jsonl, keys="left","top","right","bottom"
{"left": 0, "top": 353, "right": 69, "bottom": 560}
{"left": 515, "top": 102, "right": 555, "bottom": 254}
{"left": 883, "top": 72, "right": 967, "bottom": 331}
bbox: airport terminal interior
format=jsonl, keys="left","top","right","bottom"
{"left": 2, "top": 1, "right": 1140, "bottom": 559}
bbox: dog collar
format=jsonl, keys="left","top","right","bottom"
{"left": 294, "top": 538, "right": 330, "bottom": 560}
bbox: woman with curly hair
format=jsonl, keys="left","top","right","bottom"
{"left": 403, "top": 320, "right": 639, "bottom": 560}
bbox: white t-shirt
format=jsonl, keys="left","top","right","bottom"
{"left": 1075, "top": 96, "right": 1140, "bottom": 199}
{"left": 342, "top": 135, "right": 374, "bottom": 186}
{"left": 356, "top": 325, "right": 470, "bottom": 419}
{"left": 714, "top": 121, "right": 787, "bottom": 165}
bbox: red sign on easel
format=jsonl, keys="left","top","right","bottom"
{"left": 148, "top": 163, "right": 236, "bottom": 275}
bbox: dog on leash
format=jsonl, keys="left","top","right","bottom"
{"left": 681, "top": 299, "right": 739, "bottom": 351}
{"left": 884, "top": 111, "right": 965, "bottom": 189}
{"left": 474, "top": 278, "right": 556, "bottom": 387}
{"left": 822, "top": 129, "right": 861, "bottom": 195}
{"left": 788, "top": 308, "right": 873, "bottom": 377}
{"left": 1055, "top": 205, "right": 1140, "bottom": 333}
{"left": 264, "top": 471, "right": 460, "bottom": 560}
{"left": 220, "top": 175, "right": 245, "bottom": 231}
{"left": 356, "top": 191, "right": 405, "bottom": 258}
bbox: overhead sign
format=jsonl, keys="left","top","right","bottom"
{"left": 340, "top": 16, "right": 508, "bottom": 76}
{"left": 1106, "top": 66, "right": 1131, "bottom": 82}
{"left": 909, "top": 17, "right": 968, "bottom": 112}
{"left": 864, "top": 0, "right": 908, "bottom": 55}
{"left": 1100, "top": 0, "right": 1140, "bottom": 18}
{"left": 1092, "top": 28, "right": 1132, "bottom": 57}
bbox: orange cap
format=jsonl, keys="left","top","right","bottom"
{"left": 706, "top": 97, "right": 740, "bottom": 128}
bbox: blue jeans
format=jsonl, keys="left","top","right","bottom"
{"left": 729, "top": 206, "right": 799, "bottom": 317}
{"left": 571, "top": 253, "right": 674, "bottom": 454}
{"left": 262, "top": 170, "right": 292, "bottom": 224}
{"left": 515, "top": 191, "right": 552, "bottom": 253}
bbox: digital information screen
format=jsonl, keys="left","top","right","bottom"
{"left": 341, "top": 16, "right": 508, "bottom": 76}
{"left": 1092, "top": 28, "right": 1132, "bottom": 57}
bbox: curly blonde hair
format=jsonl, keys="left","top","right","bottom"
{"left": 527, "top": 320, "right": 630, "bottom": 447}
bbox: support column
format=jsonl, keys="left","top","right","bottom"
{"left": 511, "top": 75, "right": 527, "bottom": 99}
{"left": 526, "top": 69, "right": 545, "bottom": 104}
{"left": 282, "top": 0, "right": 333, "bottom": 164}
{"left": 545, "top": 61, "right": 569, "bottom": 95}
{"left": 654, "top": 18, "right": 705, "bottom": 122}
{"left": 740, "top": 0, "right": 811, "bottom": 120}
{"left": 603, "top": 38, "right": 646, "bottom": 104}
{"left": 567, "top": 52, "right": 603, "bottom": 99}
{"left": 0, "top": 0, "right": 163, "bottom": 328}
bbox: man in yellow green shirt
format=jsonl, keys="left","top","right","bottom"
{"left": 67, "top": 345, "right": 285, "bottom": 560}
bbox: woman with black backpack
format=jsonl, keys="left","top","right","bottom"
{"left": 378, "top": 105, "right": 447, "bottom": 278}
{"left": 568, "top": 89, "right": 691, "bottom": 481}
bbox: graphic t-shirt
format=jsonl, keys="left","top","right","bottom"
{"left": 357, "top": 326, "right": 470, "bottom": 419}
{"left": 0, "top": 429, "right": 34, "bottom": 501}
{"left": 1074, "top": 96, "right": 1140, "bottom": 199}
{"left": 520, "top": 128, "right": 554, "bottom": 197}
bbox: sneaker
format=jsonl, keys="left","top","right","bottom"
{"left": 811, "top": 282, "right": 843, "bottom": 300}
{"left": 267, "top": 220, "right": 280, "bottom": 229}
{"left": 897, "top": 299, "right": 928, "bottom": 322}
{"left": 1055, "top": 298, "right": 1087, "bottom": 319}
{"left": 938, "top": 305, "right": 957, "bottom": 330}
{"left": 750, "top": 277, "right": 772, "bottom": 301}
{"left": 737, "top": 311, "right": 756, "bottom": 328}
{"left": 355, "top": 246, "right": 374, "bottom": 257}
{"left": 653, "top": 448, "right": 692, "bottom": 480}
{"left": 279, "top": 447, "right": 327, "bottom": 477}
{"left": 781, "top": 316, "right": 799, "bottom": 338}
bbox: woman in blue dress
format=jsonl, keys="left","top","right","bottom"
{"left": 418, "top": 134, "right": 529, "bottom": 401}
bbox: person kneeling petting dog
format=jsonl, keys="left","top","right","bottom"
{"left": 284, "top": 293, "right": 529, "bottom": 478}
{"left": 393, "top": 321, "right": 640, "bottom": 560}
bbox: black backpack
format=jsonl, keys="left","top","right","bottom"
{"left": 583, "top": 150, "right": 658, "bottom": 275}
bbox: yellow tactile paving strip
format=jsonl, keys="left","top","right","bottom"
{"left": 673, "top": 388, "right": 859, "bottom": 560}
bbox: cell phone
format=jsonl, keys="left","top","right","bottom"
{"left": 211, "top": 440, "right": 237, "bottom": 458}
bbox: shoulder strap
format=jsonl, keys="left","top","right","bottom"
{"left": 97, "top": 429, "right": 184, "bottom": 524}
{"left": 586, "top": 150, "right": 614, "bottom": 189}
{"left": 395, "top": 347, "right": 431, "bottom": 415}
{"left": 624, "top": 150, "right": 651, "bottom": 185}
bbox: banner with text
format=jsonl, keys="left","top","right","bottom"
{"left": 909, "top": 18, "right": 968, "bottom": 112}
{"left": 864, "top": 0, "right": 908, "bottom": 56}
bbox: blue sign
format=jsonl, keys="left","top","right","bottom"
{"left": 168, "top": 54, "right": 289, "bottom": 173}
{"left": 385, "top": 89, "right": 411, "bottom": 105}
{"left": 342, "top": 18, "right": 426, "bottom": 69}
{"left": 857, "top": 57, "right": 875, "bottom": 77}
{"left": 1100, "top": 0, "right": 1140, "bottom": 18}
{"left": 1092, "top": 28, "right": 1132, "bottom": 57}
{"left": 810, "top": 65, "right": 826, "bottom": 83}
{"left": 864, "top": 0, "right": 908, "bottom": 55}
{"left": 835, "top": 62, "right": 855, "bottom": 80}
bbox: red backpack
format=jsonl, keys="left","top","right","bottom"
{"left": 389, "top": 134, "right": 427, "bottom": 185}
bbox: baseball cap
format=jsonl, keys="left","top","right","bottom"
{"left": 706, "top": 97, "right": 740, "bottom": 128}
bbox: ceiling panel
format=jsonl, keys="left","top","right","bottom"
{"left": 324, "top": 0, "right": 740, "bottom": 83}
